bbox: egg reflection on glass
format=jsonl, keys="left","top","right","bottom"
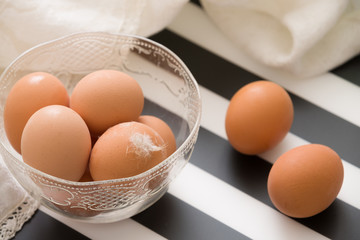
{"left": 267, "top": 144, "right": 344, "bottom": 218}
{"left": 4, "top": 72, "right": 69, "bottom": 153}
{"left": 21, "top": 105, "right": 92, "bottom": 181}
{"left": 225, "top": 81, "right": 294, "bottom": 155}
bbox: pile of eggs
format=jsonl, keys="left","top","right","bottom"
{"left": 4, "top": 70, "right": 176, "bottom": 182}
{"left": 225, "top": 81, "right": 344, "bottom": 218}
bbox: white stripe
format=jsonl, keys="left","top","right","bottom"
{"left": 40, "top": 206, "right": 167, "bottom": 240}
{"left": 168, "top": 2, "right": 360, "bottom": 128}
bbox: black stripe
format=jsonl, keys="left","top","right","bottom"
{"left": 150, "top": 30, "right": 360, "bottom": 169}
{"left": 190, "top": 0, "right": 202, "bottom": 7}
{"left": 133, "top": 193, "right": 249, "bottom": 240}
{"left": 14, "top": 210, "right": 90, "bottom": 240}
{"left": 332, "top": 54, "right": 360, "bottom": 86}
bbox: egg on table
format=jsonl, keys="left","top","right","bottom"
{"left": 4, "top": 72, "right": 69, "bottom": 153}
{"left": 267, "top": 144, "right": 344, "bottom": 218}
{"left": 225, "top": 80, "right": 294, "bottom": 155}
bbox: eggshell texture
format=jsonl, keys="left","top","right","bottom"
{"left": 137, "top": 115, "right": 177, "bottom": 158}
{"left": 21, "top": 105, "right": 92, "bottom": 181}
{"left": 267, "top": 144, "right": 344, "bottom": 218}
{"left": 70, "top": 70, "right": 144, "bottom": 136}
{"left": 4, "top": 72, "right": 69, "bottom": 153}
{"left": 225, "top": 81, "right": 294, "bottom": 155}
{"left": 89, "top": 122, "right": 167, "bottom": 181}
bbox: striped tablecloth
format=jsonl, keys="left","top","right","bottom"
{"left": 13, "top": 1, "right": 360, "bottom": 239}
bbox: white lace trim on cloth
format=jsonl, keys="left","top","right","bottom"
{"left": 0, "top": 194, "right": 39, "bottom": 240}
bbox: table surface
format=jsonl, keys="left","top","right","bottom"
{"left": 13, "top": 1, "right": 360, "bottom": 239}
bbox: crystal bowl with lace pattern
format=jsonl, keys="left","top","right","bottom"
{"left": 0, "top": 32, "right": 201, "bottom": 223}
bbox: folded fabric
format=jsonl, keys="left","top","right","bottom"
{"left": 0, "top": 0, "right": 188, "bottom": 72}
{"left": 201, "top": 0, "right": 360, "bottom": 77}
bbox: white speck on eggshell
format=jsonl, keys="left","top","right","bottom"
{"left": 128, "top": 133, "right": 163, "bottom": 158}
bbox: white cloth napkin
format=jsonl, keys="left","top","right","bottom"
{"left": 0, "top": 0, "right": 187, "bottom": 238}
{"left": 201, "top": 0, "right": 360, "bottom": 77}
{"left": 0, "top": 157, "right": 39, "bottom": 239}
{"left": 0, "top": 0, "right": 188, "bottom": 72}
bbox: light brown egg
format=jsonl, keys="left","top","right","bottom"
{"left": 89, "top": 122, "right": 167, "bottom": 181}
{"left": 21, "top": 105, "right": 92, "bottom": 181}
{"left": 4, "top": 72, "right": 69, "bottom": 153}
{"left": 137, "top": 115, "right": 177, "bottom": 158}
{"left": 267, "top": 144, "right": 344, "bottom": 218}
{"left": 225, "top": 81, "right": 294, "bottom": 155}
{"left": 70, "top": 70, "right": 144, "bottom": 136}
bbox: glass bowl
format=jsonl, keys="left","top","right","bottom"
{"left": 0, "top": 32, "right": 201, "bottom": 223}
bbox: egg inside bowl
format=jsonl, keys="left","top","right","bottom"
{"left": 0, "top": 32, "right": 201, "bottom": 223}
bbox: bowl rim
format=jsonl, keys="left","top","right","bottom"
{"left": 0, "top": 31, "right": 202, "bottom": 187}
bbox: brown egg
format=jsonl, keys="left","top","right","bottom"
{"left": 89, "top": 122, "right": 167, "bottom": 181}
{"left": 70, "top": 70, "right": 144, "bottom": 136}
{"left": 267, "top": 144, "right": 344, "bottom": 218}
{"left": 137, "top": 115, "right": 176, "bottom": 157}
{"left": 21, "top": 105, "right": 92, "bottom": 181}
{"left": 4, "top": 72, "right": 69, "bottom": 153}
{"left": 225, "top": 81, "right": 294, "bottom": 155}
